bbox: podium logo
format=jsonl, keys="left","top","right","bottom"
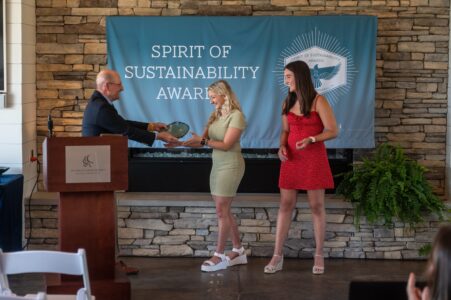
{"left": 82, "top": 155, "right": 94, "bottom": 168}
{"left": 275, "top": 28, "right": 357, "bottom": 106}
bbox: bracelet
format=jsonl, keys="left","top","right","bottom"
{"left": 309, "top": 136, "right": 316, "bottom": 143}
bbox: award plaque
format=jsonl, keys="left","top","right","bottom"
{"left": 165, "top": 121, "right": 190, "bottom": 138}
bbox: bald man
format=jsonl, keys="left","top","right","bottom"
{"left": 82, "top": 69, "right": 177, "bottom": 145}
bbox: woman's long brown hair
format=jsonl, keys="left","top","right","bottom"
{"left": 282, "top": 60, "right": 317, "bottom": 116}
{"left": 427, "top": 224, "right": 451, "bottom": 300}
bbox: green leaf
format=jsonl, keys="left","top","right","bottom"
{"left": 336, "top": 143, "right": 445, "bottom": 228}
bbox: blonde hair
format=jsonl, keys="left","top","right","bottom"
{"left": 205, "top": 80, "right": 242, "bottom": 133}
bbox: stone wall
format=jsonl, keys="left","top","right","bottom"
{"left": 26, "top": 196, "right": 449, "bottom": 259}
{"left": 35, "top": 0, "right": 449, "bottom": 194}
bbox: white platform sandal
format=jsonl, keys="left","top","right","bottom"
{"left": 226, "top": 247, "right": 248, "bottom": 266}
{"left": 201, "top": 252, "right": 228, "bottom": 272}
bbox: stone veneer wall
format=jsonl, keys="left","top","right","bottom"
{"left": 35, "top": 0, "right": 450, "bottom": 195}
{"left": 26, "top": 195, "right": 450, "bottom": 259}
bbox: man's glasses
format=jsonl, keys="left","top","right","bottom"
{"left": 107, "top": 82, "right": 122, "bottom": 87}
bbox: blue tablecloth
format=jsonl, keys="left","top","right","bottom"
{"left": 0, "top": 174, "right": 23, "bottom": 252}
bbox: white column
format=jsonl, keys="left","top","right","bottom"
{"left": 0, "top": 0, "right": 36, "bottom": 195}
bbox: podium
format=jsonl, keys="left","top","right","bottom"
{"left": 43, "top": 136, "right": 130, "bottom": 300}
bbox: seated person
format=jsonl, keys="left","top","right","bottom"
{"left": 407, "top": 224, "right": 451, "bottom": 300}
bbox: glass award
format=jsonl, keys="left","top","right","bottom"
{"left": 165, "top": 121, "right": 190, "bottom": 138}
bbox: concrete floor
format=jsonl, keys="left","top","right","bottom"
{"left": 9, "top": 257, "right": 426, "bottom": 300}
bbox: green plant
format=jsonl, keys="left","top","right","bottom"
{"left": 336, "top": 143, "right": 445, "bottom": 228}
{"left": 419, "top": 243, "right": 433, "bottom": 257}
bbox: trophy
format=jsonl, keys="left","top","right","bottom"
{"left": 164, "top": 121, "right": 190, "bottom": 138}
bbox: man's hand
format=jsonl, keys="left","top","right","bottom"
{"left": 156, "top": 131, "right": 178, "bottom": 143}
{"left": 153, "top": 122, "right": 167, "bottom": 132}
{"left": 148, "top": 122, "right": 167, "bottom": 132}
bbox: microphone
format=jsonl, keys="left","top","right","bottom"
{"left": 47, "top": 97, "right": 79, "bottom": 137}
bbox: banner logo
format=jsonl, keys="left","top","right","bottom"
{"left": 276, "top": 28, "right": 357, "bottom": 106}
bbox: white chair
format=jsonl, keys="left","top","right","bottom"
{"left": 0, "top": 249, "right": 92, "bottom": 300}
{"left": 0, "top": 292, "right": 47, "bottom": 300}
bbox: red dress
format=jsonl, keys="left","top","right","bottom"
{"left": 279, "top": 111, "right": 334, "bottom": 190}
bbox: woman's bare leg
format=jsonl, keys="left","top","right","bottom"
{"left": 267, "top": 189, "right": 297, "bottom": 266}
{"left": 204, "top": 195, "right": 233, "bottom": 265}
{"left": 307, "top": 189, "right": 326, "bottom": 268}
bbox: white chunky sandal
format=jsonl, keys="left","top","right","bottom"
{"left": 201, "top": 252, "right": 228, "bottom": 272}
{"left": 226, "top": 246, "right": 248, "bottom": 266}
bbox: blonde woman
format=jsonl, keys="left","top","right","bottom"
{"left": 183, "top": 80, "right": 247, "bottom": 272}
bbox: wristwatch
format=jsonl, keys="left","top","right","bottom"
{"left": 200, "top": 138, "right": 209, "bottom": 146}
{"left": 309, "top": 136, "right": 316, "bottom": 143}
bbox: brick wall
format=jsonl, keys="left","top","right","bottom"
{"left": 35, "top": 0, "right": 449, "bottom": 194}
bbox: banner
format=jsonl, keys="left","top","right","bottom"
{"left": 106, "top": 16, "right": 376, "bottom": 148}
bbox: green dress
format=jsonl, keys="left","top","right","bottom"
{"left": 208, "top": 110, "right": 246, "bottom": 197}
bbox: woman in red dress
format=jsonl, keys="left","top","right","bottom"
{"left": 264, "top": 60, "right": 339, "bottom": 275}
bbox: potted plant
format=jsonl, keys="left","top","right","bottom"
{"left": 336, "top": 143, "right": 445, "bottom": 228}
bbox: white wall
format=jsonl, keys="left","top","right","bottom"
{"left": 0, "top": 0, "right": 36, "bottom": 196}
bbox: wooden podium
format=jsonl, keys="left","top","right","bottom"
{"left": 43, "top": 136, "right": 130, "bottom": 300}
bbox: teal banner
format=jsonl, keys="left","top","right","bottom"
{"left": 106, "top": 16, "right": 376, "bottom": 148}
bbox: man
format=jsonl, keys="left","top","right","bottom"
{"left": 82, "top": 69, "right": 176, "bottom": 275}
{"left": 82, "top": 69, "right": 177, "bottom": 145}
